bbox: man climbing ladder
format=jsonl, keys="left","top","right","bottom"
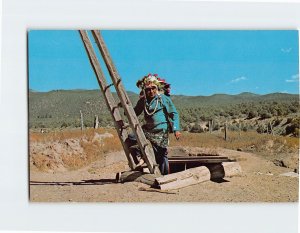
{"left": 126, "top": 74, "right": 181, "bottom": 175}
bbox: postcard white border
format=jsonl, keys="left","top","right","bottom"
{"left": 1, "top": 0, "right": 299, "bottom": 232}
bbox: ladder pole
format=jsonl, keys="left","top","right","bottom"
{"left": 78, "top": 30, "right": 135, "bottom": 170}
{"left": 91, "top": 30, "right": 160, "bottom": 175}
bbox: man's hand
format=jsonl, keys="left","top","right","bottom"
{"left": 174, "top": 131, "right": 181, "bottom": 140}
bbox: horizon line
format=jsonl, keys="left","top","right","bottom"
{"left": 28, "top": 88, "right": 299, "bottom": 97}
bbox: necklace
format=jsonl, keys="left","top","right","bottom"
{"left": 144, "top": 97, "right": 159, "bottom": 116}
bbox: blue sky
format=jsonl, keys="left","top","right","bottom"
{"left": 28, "top": 30, "right": 299, "bottom": 96}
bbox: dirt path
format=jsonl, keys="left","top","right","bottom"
{"left": 30, "top": 147, "right": 298, "bottom": 202}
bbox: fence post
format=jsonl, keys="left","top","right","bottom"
{"left": 224, "top": 121, "right": 228, "bottom": 141}
{"left": 269, "top": 122, "right": 273, "bottom": 135}
{"left": 94, "top": 115, "right": 99, "bottom": 129}
{"left": 80, "top": 110, "right": 84, "bottom": 131}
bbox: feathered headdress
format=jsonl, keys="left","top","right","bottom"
{"left": 136, "top": 73, "right": 171, "bottom": 96}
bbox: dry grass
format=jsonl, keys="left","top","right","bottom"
{"left": 169, "top": 131, "right": 299, "bottom": 153}
{"left": 30, "top": 128, "right": 113, "bottom": 143}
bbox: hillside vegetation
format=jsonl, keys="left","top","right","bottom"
{"left": 29, "top": 90, "right": 299, "bottom": 137}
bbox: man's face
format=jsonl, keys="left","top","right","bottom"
{"left": 145, "top": 85, "right": 157, "bottom": 99}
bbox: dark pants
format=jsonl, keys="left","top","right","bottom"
{"left": 125, "top": 133, "right": 169, "bottom": 175}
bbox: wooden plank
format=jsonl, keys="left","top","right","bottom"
{"left": 169, "top": 159, "right": 233, "bottom": 164}
{"left": 91, "top": 30, "right": 160, "bottom": 175}
{"left": 78, "top": 30, "right": 135, "bottom": 170}
{"left": 155, "top": 166, "right": 211, "bottom": 190}
{"left": 169, "top": 156, "right": 230, "bottom": 160}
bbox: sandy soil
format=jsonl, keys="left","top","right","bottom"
{"left": 30, "top": 147, "right": 298, "bottom": 202}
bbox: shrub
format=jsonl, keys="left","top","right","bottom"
{"left": 190, "top": 124, "right": 201, "bottom": 133}
{"left": 248, "top": 110, "right": 258, "bottom": 119}
{"left": 228, "top": 124, "right": 239, "bottom": 131}
{"left": 260, "top": 111, "right": 272, "bottom": 119}
{"left": 257, "top": 125, "right": 265, "bottom": 134}
{"left": 61, "top": 122, "right": 69, "bottom": 128}
{"left": 273, "top": 118, "right": 281, "bottom": 127}
{"left": 285, "top": 117, "right": 300, "bottom": 136}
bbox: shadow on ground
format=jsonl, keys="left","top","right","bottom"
{"left": 30, "top": 179, "right": 116, "bottom": 186}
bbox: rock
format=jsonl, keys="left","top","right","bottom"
{"left": 273, "top": 159, "right": 286, "bottom": 168}
{"left": 294, "top": 168, "right": 298, "bottom": 174}
{"left": 237, "top": 148, "right": 243, "bottom": 151}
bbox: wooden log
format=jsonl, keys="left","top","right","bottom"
{"left": 155, "top": 166, "right": 210, "bottom": 190}
{"left": 116, "top": 171, "right": 160, "bottom": 186}
{"left": 155, "top": 162, "right": 242, "bottom": 190}
{"left": 117, "top": 162, "right": 241, "bottom": 190}
{"left": 94, "top": 115, "right": 99, "bottom": 129}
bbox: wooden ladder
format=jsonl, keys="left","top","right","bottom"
{"left": 79, "top": 30, "right": 161, "bottom": 175}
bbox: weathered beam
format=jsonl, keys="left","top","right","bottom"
{"left": 116, "top": 162, "right": 241, "bottom": 190}
{"left": 169, "top": 156, "right": 230, "bottom": 159}
{"left": 155, "top": 162, "right": 242, "bottom": 190}
{"left": 155, "top": 166, "right": 211, "bottom": 190}
{"left": 169, "top": 159, "right": 234, "bottom": 164}
{"left": 91, "top": 30, "right": 160, "bottom": 175}
{"left": 116, "top": 171, "right": 160, "bottom": 186}
{"left": 168, "top": 155, "right": 235, "bottom": 165}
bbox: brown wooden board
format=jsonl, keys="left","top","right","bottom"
{"left": 168, "top": 156, "right": 235, "bottom": 164}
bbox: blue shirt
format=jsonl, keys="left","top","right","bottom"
{"left": 134, "top": 94, "right": 180, "bottom": 132}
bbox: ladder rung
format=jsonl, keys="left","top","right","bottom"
{"left": 143, "top": 143, "right": 149, "bottom": 149}
{"left": 111, "top": 102, "right": 123, "bottom": 112}
{"left": 122, "top": 124, "right": 130, "bottom": 129}
{"left": 133, "top": 123, "right": 139, "bottom": 130}
{"left": 104, "top": 83, "right": 114, "bottom": 92}
{"left": 116, "top": 79, "right": 121, "bottom": 86}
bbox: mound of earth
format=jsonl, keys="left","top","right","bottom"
{"left": 30, "top": 132, "right": 114, "bottom": 172}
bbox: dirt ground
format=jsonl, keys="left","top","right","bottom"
{"left": 30, "top": 147, "right": 299, "bottom": 202}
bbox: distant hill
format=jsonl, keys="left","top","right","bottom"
{"left": 29, "top": 89, "right": 299, "bottom": 133}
